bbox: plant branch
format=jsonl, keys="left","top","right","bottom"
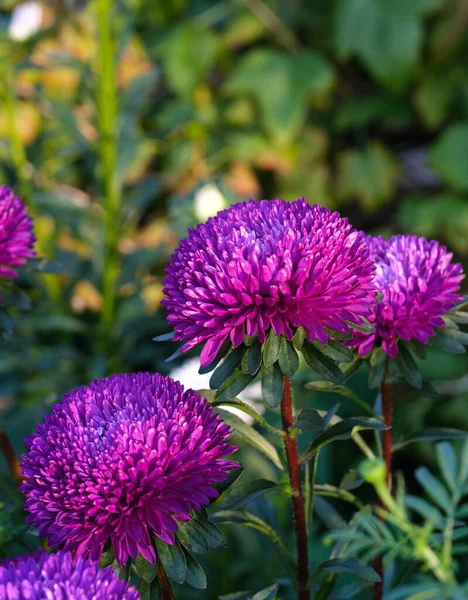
{"left": 374, "top": 376, "right": 392, "bottom": 600}
{"left": 96, "top": 0, "right": 121, "bottom": 357}
{"left": 157, "top": 561, "right": 175, "bottom": 600}
{"left": 281, "top": 377, "right": 309, "bottom": 600}
{"left": 0, "top": 427, "right": 22, "bottom": 483}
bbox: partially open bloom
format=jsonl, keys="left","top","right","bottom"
{"left": 0, "top": 550, "right": 139, "bottom": 599}
{"left": 163, "top": 198, "right": 377, "bottom": 365}
{"left": 22, "top": 373, "right": 237, "bottom": 566}
{"left": 0, "top": 186, "right": 35, "bottom": 280}
{"left": 352, "top": 235, "right": 464, "bottom": 358}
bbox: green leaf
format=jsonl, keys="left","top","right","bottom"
{"left": 394, "top": 343, "right": 422, "bottom": 389}
{"left": 337, "top": 144, "right": 399, "bottom": 211}
{"left": 312, "top": 339, "right": 355, "bottom": 363}
{"left": 302, "top": 417, "right": 388, "bottom": 463}
{"left": 304, "top": 381, "right": 374, "bottom": 416}
{"left": 215, "top": 370, "right": 255, "bottom": 402}
{"left": 153, "top": 538, "right": 186, "bottom": 584}
{"left": 429, "top": 333, "right": 466, "bottom": 354}
{"left": 247, "top": 341, "right": 263, "bottom": 376}
{"left": 191, "top": 511, "right": 227, "bottom": 550}
{"left": 436, "top": 442, "right": 458, "bottom": 495}
{"left": 211, "top": 397, "right": 283, "bottom": 437}
{"left": 430, "top": 123, "right": 468, "bottom": 191}
{"left": 405, "top": 496, "right": 444, "bottom": 527}
{"left": 252, "top": 584, "right": 279, "bottom": 600}
{"left": 345, "top": 317, "right": 376, "bottom": 334}
{"left": 210, "top": 346, "right": 247, "bottom": 390}
{"left": 302, "top": 341, "right": 345, "bottom": 384}
{"left": 261, "top": 362, "right": 284, "bottom": 408}
{"left": 225, "top": 49, "right": 334, "bottom": 141}
{"left": 450, "top": 311, "right": 468, "bottom": 325}
{"left": 0, "top": 308, "right": 15, "bottom": 339}
{"left": 159, "top": 24, "right": 218, "bottom": 97}
{"left": 263, "top": 330, "right": 281, "bottom": 368}
{"left": 211, "top": 466, "right": 244, "bottom": 501}
{"left": 292, "top": 327, "right": 306, "bottom": 349}
{"left": 293, "top": 408, "right": 325, "bottom": 433}
{"left": 325, "top": 327, "right": 354, "bottom": 341}
{"left": 278, "top": 337, "right": 300, "bottom": 377}
{"left": 316, "top": 557, "right": 380, "bottom": 582}
{"left": 134, "top": 554, "right": 157, "bottom": 583}
{"left": 217, "top": 410, "right": 284, "bottom": 470}
{"left": 99, "top": 544, "right": 115, "bottom": 569}
{"left": 334, "top": 0, "right": 429, "bottom": 91}
{"left": 415, "top": 466, "right": 451, "bottom": 512}
{"left": 182, "top": 548, "right": 207, "bottom": 589}
{"left": 177, "top": 519, "right": 210, "bottom": 553}
{"left": 394, "top": 428, "right": 468, "bottom": 451}
{"left": 218, "top": 478, "right": 279, "bottom": 511}
{"left": 138, "top": 578, "right": 162, "bottom": 600}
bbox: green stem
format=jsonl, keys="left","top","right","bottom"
{"left": 96, "top": 0, "right": 121, "bottom": 355}
{"left": 305, "top": 452, "right": 318, "bottom": 531}
{"left": 3, "top": 67, "right": 34, "bottom": 211}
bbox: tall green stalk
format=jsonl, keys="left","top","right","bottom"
{"left": 96, "top": 0, "right": 121, "bottom": 355}
{"left": 3, "top": 65, "right": 34, "bottom": 212}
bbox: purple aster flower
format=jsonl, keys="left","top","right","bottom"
{"left": 21, "top": 373, "right": 238, "bottom": 567}
{"left": 0, "top": 186, "right": 35, "bottom": 280}
{"left": 351, "top": 234, "right": 465, "bottom": 358}
{"left": 162, "top": 198, "right": 377, "bottom": 366}
{"left": 0, "top": 550, "right": 139, "bottom": 599}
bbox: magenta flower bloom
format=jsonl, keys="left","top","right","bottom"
{"left": 162, "top": 198, "right": 377, "bottom": 366}
{"left": 21, "top": 373, "right": 237, "bottom": 566}
{"left": 352, "top": 235, "right": 464, "bottom": 358}
{"left": 0, "top": 186, "right": 35, "bottom": 280}
{"left": 0, "top": 550, "right": 139, "bottom": 599}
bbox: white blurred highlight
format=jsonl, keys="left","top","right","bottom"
{"left": 170, "top": 357, "right": 264, "bottom": 425}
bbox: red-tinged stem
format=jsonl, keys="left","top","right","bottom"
{"left": 374, "top": 377, "right": 393, "bottom": 600}
{"left": 281, "top": 377, "right": 309, "bottom": 600}
{"left": 0, "top": 427, "right": 22, "bottom": 484}
{"left": 157, "top": 561, "right": 175, "bottom": 600}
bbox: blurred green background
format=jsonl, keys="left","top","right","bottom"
{"left": 1, "top": 0, "right": 468, "bottom": 597}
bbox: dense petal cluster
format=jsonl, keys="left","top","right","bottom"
{"left": 0, "top": 550, "right": 139, "bottom": 600}
{"left": 22, "top": 373, "right": 237, "bottom": 566}
{"left": 163, "top": 198, "right": 377, "bottom": 365}
{"left": 0, "top": 186, "right": 35, "bottom": 279}
{"left": 351, "top": 235, "right": 464, "bottom": 358}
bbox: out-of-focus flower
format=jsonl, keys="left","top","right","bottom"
{"left": 194, "top": 184, "right": 226, "bottom": 222}
{"left": 351, "top": 235, "right": 464, "bottom": 358}
{"left": 22, "top": 373, "right": 238, "bottom": 566}
{"left": 170, "top": 357, "right": 264, "bottom": 424}
{"left": 0, "top": 550, "right": 139, "bottom": 599}
{"left": 163, "top": 198, "right": 377, "bottom": 366}
{"left": 8, "top": 2, "right": 43, "bottom": 42}
{"left": 0, "top": 186, "right": 35, "bottom": 281}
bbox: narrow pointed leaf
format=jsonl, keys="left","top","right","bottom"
{"left": 153, "top": 538, "right": 186, "bottom": 584}
{"left": 217, "top": 410, "right": 283, "bottom": 470}
{"left": 215, "top": 370, "right": 255, "bottom": 402}
{"left": 394, "top": 343, "right": 422, "bottom": 389}
{"left": 302, "top": 341, "right": 345, "bottom": 384}
{"left": 263, "top": 330, "right": 281, "bottom": 368}
{"left": 261, "top": 362, "right": 284, "bottom": 407}
{"left": 302, "top": 417, "right": 388, "bottom": 463}
{"left": 210, "top": 346, "right": 247, "bottom": 389}
{"left": 312, "top": 339, "right": 355, "bottom": 363}
{"left": 218, "top": 478, "right": 279, "bottom": 510}
{"left": 278, "top": 337, "right": 300, "bottom": 377}
{"left": 134, "top": 554, "right": 157, "bottom": 583}
{"left": 182, "top": 549, "right": 207, "bottom": 589}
